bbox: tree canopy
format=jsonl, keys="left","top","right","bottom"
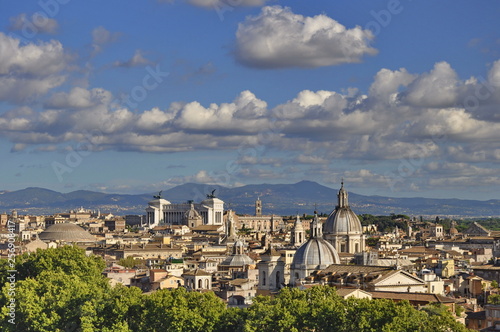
{"left": 0, "top": 246, "right": 473, "bottom": 331}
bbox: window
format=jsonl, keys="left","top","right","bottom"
{"left": 262, "top": 271, "right": 266, "bottom": 286}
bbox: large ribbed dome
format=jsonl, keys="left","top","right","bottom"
{"left": 324, "top": 208, "right": 363, "bottom": 234}
{"left": 292, "top": 238, "right": 340, "bottom": 269}
{"left": 291, "top": 214, "right": 340, "bottom": 272}
{"left": 39, "top": 223, "right": 96, "bottom": 242}
{"left": 323, "top": 182, "right": 362, "bottom": 235}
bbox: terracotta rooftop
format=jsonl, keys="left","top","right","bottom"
{"left": 320, "top": 264, "right": 393, "bottom": 275}
{"left": 472, "top": 265, "right": 500, "bottom": 271}
{"left": 369, "top": 291, "right": 456, "bottom": 303}
{"left": 191, "top": 225, "right": 222, "bottom": 231}
{"left": 182, "top": 269, "right": 212, "bottom": 276}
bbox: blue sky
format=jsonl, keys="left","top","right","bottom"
{"left": 0, "top": 0, "right": 500, "bottom": 200}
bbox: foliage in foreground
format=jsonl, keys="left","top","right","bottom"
{"left": 0, "top": 246, "right": 472, "bottom": 331}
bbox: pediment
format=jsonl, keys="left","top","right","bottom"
{"left": 372, "top": 270, "right": 425, "bottom": 286}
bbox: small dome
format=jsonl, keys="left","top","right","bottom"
{"left": 220, "top": 240, "right": 255, "bottom": 267}
{"left": 185, "top": 204, "right": 201, "bottom": 219}
{"left": 291, "top": 238, "right": 340, "bottom": 270}
{"left": 39, "top": 223, "right": 95, "bottom": 242}
{"left": 220, "top": 253, "right": 255, "bottom": 267}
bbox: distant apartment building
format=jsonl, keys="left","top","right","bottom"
{"left": 105, "top": 218, "right": 126, "bottom": 232}
{"left": 125, "top": 215, "right": 143, "bottom": 226}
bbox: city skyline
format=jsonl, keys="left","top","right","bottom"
{"left": 0, "top": 1, "right": 500, "bottom": 200}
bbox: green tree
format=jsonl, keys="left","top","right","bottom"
{"left": 14, "top": 245, "right": 106, "bottom": 280}
{"left": 421, "top": 303, "right": 471, "bottom": 332}
{"left": 239, "top": 286, "right": 473, "bottom": 332}
{"left": 0, "top": 246, "right": 143, "bottom": 332}
{"left": 0, "top": 269, "right": 143, "bottom": 332}
{"left": 118, "top": 256, "right": 143, "bottom": 268}
{"left": 216, "top": 307, "right": 247, "bottom": 332}
{"left": 138, "top": 287, "right": 226, "bottom": 332}
{"left": 81, "top": 284, "right": 144, "bottom": 332}
{"left": 0, "top": 270, "right": 105, "bottom": 332}
{"left": 488, "top": 294, "right": 500, "bottom": 304}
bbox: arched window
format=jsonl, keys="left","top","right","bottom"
{"left": 205, "top": 278, "right": 209, "bottom": 289}
{"left": 198, "top": 279, "right": 202, "bottom": 289}
{"left": 276, "top": 271, "right": 281, "bottom": 288}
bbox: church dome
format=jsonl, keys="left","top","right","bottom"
{"left": 324, "top": 208, "right": 363, "bottom": 234}
{"left": 291, "top": 214, "right": 340, "bottom": 270}
{"left": 185, "top": 203, "right": 201, "bottom": 219}
{"left": 449, "top": 220, "right": 459, "bottom": 236}
{"left": 292, "top": 238, "right": 340, "bottom": 269}
{"left": 323, "top": 182, "right": 362, "bottom": 235}
{"left": 39, "top": 223, "right": 96, "bottom": 242}
{"left": 220, "top": 240, "right": 255, "bottom": 267}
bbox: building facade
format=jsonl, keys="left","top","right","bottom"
{"left": 145, "top": 192, "right": 224, "bottom": 228}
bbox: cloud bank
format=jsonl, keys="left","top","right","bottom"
{"left": 1, "top": 31, "right": 499, "bottom": 194}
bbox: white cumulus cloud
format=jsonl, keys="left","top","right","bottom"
{"left": 234, "top": 6, "right": 377, "bottom": 69}
{"left": 0, "top": 32, "right": 70, "bottom": 103}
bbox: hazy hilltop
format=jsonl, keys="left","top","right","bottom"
{"left": 0, "top": 181, "right": 499, "bottom": 217}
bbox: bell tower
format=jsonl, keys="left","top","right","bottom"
{"left": 255, "top": 197, "right": 262, "bottom": 217}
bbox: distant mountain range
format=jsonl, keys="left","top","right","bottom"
{"left": 0, "top": 181, "right": 499, "bottom": 218}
